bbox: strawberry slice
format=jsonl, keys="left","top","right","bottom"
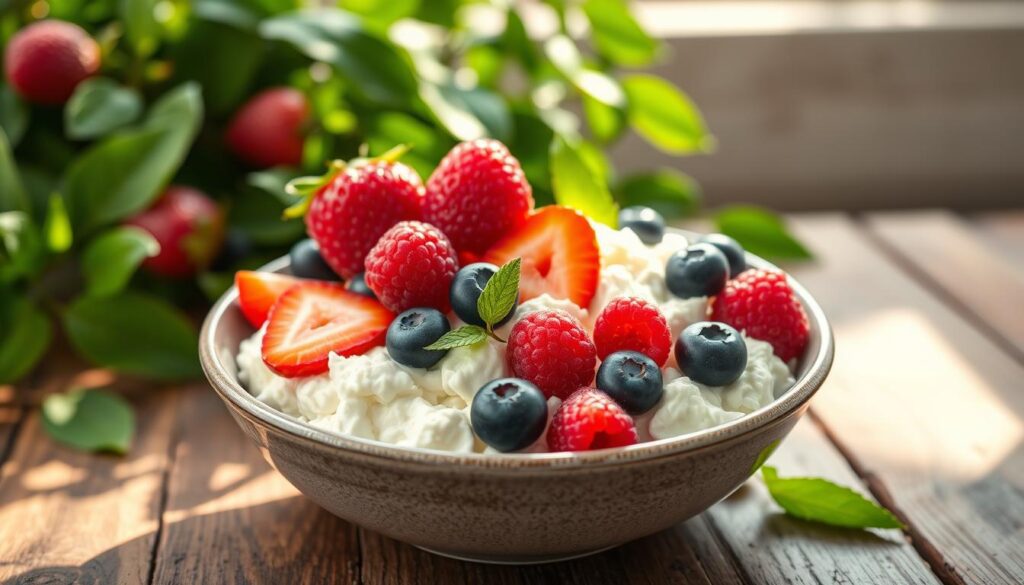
{"left": 261, "top": 282, "right": 393, "bottom": 377}
{"left": 236, "top": 271, "right": 303, "bottom": 328}
{"left": 482, "top": 206, "right": 599, "bottom": 308}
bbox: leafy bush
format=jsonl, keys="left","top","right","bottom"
{"left": 0, "top": 0, "right": 807, "bottom": 385}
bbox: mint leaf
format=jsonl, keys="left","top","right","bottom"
{"left": 550, "top": 136, "right": 619, "bottom": 227}
{"left": 81, "top": 226, "right": 160, "bottom": 297}
{"left": 424, "top": 325, "right": 488, "bottom": 351}
{"left": 42, "top": 388, "right": 135, "bottom": 454}
{"left": 762, "top": 466, "right": 905, "bottom": 529}
{"left": 714, "top": 205, "right": 812, "bottom": 260}
{"left": 477, "top": 257, "right": 520, "bottom": 328}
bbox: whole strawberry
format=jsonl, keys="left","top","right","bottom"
{"left": 4, "top": 20, "right": 100, "bottom": 104}
{"left": 364, "top": 221, "right": 459, "bottom": 313}
{"left": 507, "top": 309, "right": 597, "bottom": 399}
{"left": 711, "top": 269, "right": 810, "bottom": 362}
{"left": 547, "top": 388, "right": 637, "bottom": 452}
{"left": 226, "top": 87, "right": 308, "bottom": 168}
{"left": 423, "top": 139, "right": 533, "bottom": 255}
{"left": 302, "top": 158, "right": 424, "bottom": 278}
{"left": 125, "top": 186, "right": 223, "bottom": 279}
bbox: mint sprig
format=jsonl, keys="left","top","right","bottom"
{"left": 426, "top": 257, "right": 521, "bottom": 351}
{"left": 762, "top": 466, "right": 905, "bottom": 530}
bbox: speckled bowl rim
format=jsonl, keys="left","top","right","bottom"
{"left": 200, "top": 228, "right": 834, "bottom": 470}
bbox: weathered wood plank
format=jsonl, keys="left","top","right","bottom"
{"left": 0, "top": 365, "right": 180, "bottom": 584}
{"left": 704, "top": 418, "right": 939, "bottom": 585}
{"left": 973, "top": 211, "right": 1024, "bottom": 270}
{"left": 866, "top": 210, "right": 1024, "bottom": 359}
{"left": 150, "top": 386, "right": 360, "bottom": 585}
{"left": 787, "top": 213, "right": 1024, "bottom": 585}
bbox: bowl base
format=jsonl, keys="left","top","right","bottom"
{"left": 415, "top": 544, "right": 619, "bottom": 565}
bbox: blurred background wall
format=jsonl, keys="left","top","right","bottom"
{"left": 604, "top": 1, "right": 1024, "bottom": 211}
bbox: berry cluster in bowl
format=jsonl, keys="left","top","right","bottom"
{"left": 232, "top": 139, "right": 809, "bottom": 454}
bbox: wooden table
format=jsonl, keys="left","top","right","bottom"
{"left": 1, "top": 210, "right": 1022, "bottom": 584}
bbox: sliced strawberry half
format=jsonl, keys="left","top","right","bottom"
{"left": 262, "top": 282, "right": 393, "bottom": 377}
{"left": 482, "top": 205, "right": 599, "bottom": 308}
{"left": 236, "top": 271, "right": 303, "bottom": 328}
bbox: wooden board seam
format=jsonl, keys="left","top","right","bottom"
{"left": 806, "top": 410, "right": 965, "bottom": 585}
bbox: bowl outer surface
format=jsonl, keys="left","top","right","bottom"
{"left": 200, "top": 228, "right": 833, "bottom": 559}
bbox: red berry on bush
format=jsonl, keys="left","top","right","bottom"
{"left": 226, "top": 87, "right": 308, "bottom": 168}
{"left": 125, "top": 186, "right": 224, "bottom": 279}
{"left": 4, "top": 20, "right": 100, "bottom": 105}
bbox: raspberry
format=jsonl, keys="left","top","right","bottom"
{"left": 593, "top": 297, "right": 672, "bottom": 366}
{"left": 507, "top": 310, "right": 596, "bottom": 399}
{"left": 547, "top": 388, "right": 637, "bottom": 452}
{"left": 364, "top": 221, "right": 459, "bottom": 313}
{"left": 423, "top": 139, "right": 533, "bottom": 255}
{"left": 306, "top": 160, "right": 423, "bottom": 278}
{"left": 4, "top": 20, "right": 100, "bottom": 104}
{"left": 711, "top": 269, "right": 810, "bottom": 362}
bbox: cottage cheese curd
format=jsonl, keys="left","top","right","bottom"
{"left": 237, "top": 222, "right": 796, "bottom": 454}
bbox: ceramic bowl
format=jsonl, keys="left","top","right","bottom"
{"left": 199, "top": 229, "right": 834, "bottom": 564}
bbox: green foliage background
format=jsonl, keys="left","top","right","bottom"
{"left": 0, "top": 0, "right": 807, "bottom": 387}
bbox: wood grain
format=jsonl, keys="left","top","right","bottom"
{"left": 704, "top": 418, "right": 939, "bottom": 585}
{"left": 150, "top": 386, "right": 360, "bottom": 585}
{"left": 0, "top": 373, "right": 180, "bottom": 584}
{"left": 787, "top": 213, "right": 1024, "bottom": 585}
{"left": 866, "top": 210, "right": 1024, "bottom": 359}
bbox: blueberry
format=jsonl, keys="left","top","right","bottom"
{"left": 449, "top": 262, "right": 518, "bottom": 327}
{"left": 471, "top": 378, "right": 548, "bottom": 452}
{"left": 698, "top": 233, "right": 746, "bottom": 276}
{"left": 346, "top": 272, "right": 375, "bottom": 298}
{"left": 386, "top": 308, "right": 451, "bottom": 368}
{"left": 596, "top": 351, "right": 664, "bottom": 414}
{"left": 211, "top": 228, "right": 252, "bottom": 271}
{"left": 665, "top": 243, "right": 729, "bottom": 299}
{"left": 618, "top": 206, "right": 666, "bottom": 245}
{"left": 290, "top": 238, "right": 340, "bottom": 281}
{"left": 675, "top": 321, "right": 747, "bottom": 387}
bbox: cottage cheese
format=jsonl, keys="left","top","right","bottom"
{"left": 237, "top": 222, "right": 796, "bottom": 454}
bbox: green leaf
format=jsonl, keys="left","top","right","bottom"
{"left": 622, "top": 75, "right": 711, "bottom": 155}
{"left": 762, "top": 466, "right": 905, "bottom": 529}
{"left": 424, "top": 325, "right": 488, "bottom": 351}
{"left": 230, "top": 185, "right": 306, "bottom": 245}
{"left": 340, "top": 0, "right": 419, "bottom": 30}
{"left": 582, "top": 95, "right": 625, "bottom": 144}
{"left": 81, "top": 226, "right": 160, "bottom": 297}
{"left": 422, "top": 82, "right": 512, "bottom": 143}
{"left": 477, "top": 257, "right": 520, "bottom": 328}
{"left": 0, "top": 128, "right": 28, "bottom": 213}
{"left": 121, "top": 0, "right": 161, "bottom": 57}
{"left": 43, "top": 194, "right": 72, "bottom": 253}
{"left": 193, "top": 0, "right": 262, "bottom": 30}
{"left": 0, "top": 212, "right": 43, "bottom": 283}
{"left": 0, "top": 298, "right": 52, "bottom": 384}
{"left": 615, "top": 169, "right": 700, "bottom": 218}
{"left": 63, "top": 292, "right": 202, "bottom": 380}
{"left": 366, "top": 112, "right": 451, "bottom": 180}
{"left": 260, "top": 9, "right": 417, "bottom": 107}
{"left": 171, "top": 19, "right": 265, "bottom": 114}
{"left": 64, "top": 83, "right": 204, "bottom": 232}
{"left": 42, "top": 388, "right": 135, "bottom": 455}
{"left": 714, "top": 206, "right": 812, "bottom": 260}
{"left": 582, "top": 0, "right": 660, "bottom": 67}
{"left": 0, "top": 84, "right": 28, "bottom": 147}
{"left": 549, "top": 136, "right": 618, "bottom": 227}
{"left": 544, "top": 35, "right": 624, "bottom": 108}
{"left": 65, "top": 78, "right": 143, "bottom": 140}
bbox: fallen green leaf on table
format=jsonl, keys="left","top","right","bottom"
{"left": 762, "top": 466, "right": 905, "bottom": 529}
{"left": 42, "top": 388, "right": 135, "bottom": 455}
